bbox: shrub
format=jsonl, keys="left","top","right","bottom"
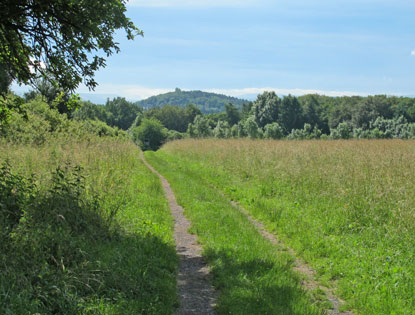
{"left": 264, "top": 122, "right": 284, "bottom": 139}
{"left": 131, "top": 118, "right": 167, "bottom": 151}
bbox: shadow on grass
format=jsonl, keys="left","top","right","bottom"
{"left": 1, "top": 225, "right": 178, "bottom": 314}
{"left": 0, "top": 163, "right": 178, "bottom": 314}
{"left": 204, "top": 248, "right": 321, "bottom": 315}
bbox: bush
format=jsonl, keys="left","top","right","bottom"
{"left": 167, "top": 129, "right": 186, "bottom": 141}
{"left": 264, "top": 122, "right": 284, "bottom": 139}
{"left": 213, "top": 120, "right": 230, "bottom": 138}
{"left": 0, "top": 99, "right": 126, "bottom": 144}
{"left": 0, "top": 162, "right": 116, "bottom": 313}
{"left": 131, "top": 118, "right": 167, "bottom": 151}
{"left": 244, "top": 117, "right": 260, "bottom": 139}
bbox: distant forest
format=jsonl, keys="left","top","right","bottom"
{"left": 4, "top": 85, "right": 415, "bottom": 149}
{"left": 135, "top": 88, "right": 248, "bottom": 113}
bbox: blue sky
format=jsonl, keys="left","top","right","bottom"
{"left": 14, "top": 0, "right": 415, "bottom": 102}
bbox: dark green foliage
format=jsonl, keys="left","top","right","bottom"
{"left": 72, "top": 101, "right": 109, "bottom": 122}
{"left": 241, "top": 102, "right": 253, "bottom": 119}
{"left": 25, "top": 78, "right": 81, "bottom": 116}
{"left": 224, "top": 103, "right": 241, "bottom": 126}
{"left": 132, "top": 118, "right": 167, "bottom": 151}
{"left": 144, "top": 104, "right": 201, "bottom": 132}
{"left": 192, "top": 115, "right": 211, "bottom": 138}
{"left": 287, "top": 123, "right": 322, "bottom": 140}
{"left": 393, "top": 97, "right": 415, "bottom": 122}
{"left": 167, "top": 129, "right": 186, "bottom": 141}
{"left": 213, "top": 120, "right": 230, "bottom": 138}
{"left": 299, "top": 94, "right": 328, "bottom": 133}
{"left": 244, "top": 116, "right": 261, "bottom": 139}
{"left": 0, "top": 155, "right": 178, "bottom": 314}
{"left": 0, "top": 163, "right": 111, "bottom": 313}
{"left": 252, "top": 91, "right": 281, "bottom": 128}
{"left": 178, "top": 92, "right": 415, "bottom": 140}
{"left": 136, "top": 88, "right": 248, "bottom": 114}
{"left": 0, "top": 162, "right": 35, "bottom": 235}
{"left": 351, "top": 95, "right": 394, "bottom": 129}
{"left": 0, "top": 0, "right": 141, "bottom": 92}
{"left": 0, "top": 93, "right": 25, "bottom": 129}
{"left": 278, "top": 94, "right": 303, "bottom": 133}
{"left": 105, "top": 97, "right": 141, "bottom": 130}
{"left": 0, "top": 63, "right": 12, "bottom": 94}
{"left": 264, "top": 122, "right": 284, "bottom": 139}
{"left": 0, "top": 98, "right": 126, "bottom": 144}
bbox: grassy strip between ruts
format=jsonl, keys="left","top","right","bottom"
{"left": 156, "top": 138, "right": 415, "bottom": 314}
{"left": 145, "top": 151, "right": 326, "bottom": 315}
{"left": 0, "top": 139, "right": 177, "bottom": 314}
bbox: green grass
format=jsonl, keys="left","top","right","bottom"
{"left": 154, "top": 138, "right": 415, "bottom": 314}
{"left": 0, "top": 140, "right": 178, "bottom": 314}
{"left": 145, "top": 150, "right": 325, "bottom": 315}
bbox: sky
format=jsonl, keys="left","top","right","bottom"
{"left": 13, "top": 0, "right": 415, "bottom": 102}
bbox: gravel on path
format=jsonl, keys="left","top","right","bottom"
{"left": 141, "top": 152, "right": 217, "bottom": 315}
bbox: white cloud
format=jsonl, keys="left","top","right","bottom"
{"left": 128, "top": 0, "right": 258, "bottom": 8}
{"left": 411, "top": 49, "right": 415, "bottom": 56}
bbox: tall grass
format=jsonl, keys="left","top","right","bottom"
{"left": 156, "top": 138, "right": 415, "bottom": 314}
{"left": 0, "top": 139, "right": 178, "bottom": 314}
{"left": 146, "top": 151, "right": 325, "bottom": 314}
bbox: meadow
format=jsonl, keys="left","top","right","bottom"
{"left": 0, "top": 138, "right": 177, "bottom": 314}
{"left": 150, "top": 139, "right": 415, "bottom": 314}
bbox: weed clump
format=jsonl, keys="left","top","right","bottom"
{"left": 0, "top": 162, "right": 117, "bottom": 313}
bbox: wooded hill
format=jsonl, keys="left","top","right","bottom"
{"left": 135, "top": 88, "right": 248, "bottom": 114}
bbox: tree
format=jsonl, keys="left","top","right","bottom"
{"left": 224, "top": 103, "right": 241, "bottom": 126}
{"left": 278, "top": 94, "right": 303, "bottom": 133}
{"left": 213, "top": 120, "right": 230, "bottom": 138}
{"left": 144, "top": 104, "right": 201, "bottom": 133}
{"left": 106, "top": 97, "right": 141, "bottom": 130}
{"left": 241, "top": 102, "right": 253, "bottom": 119}
{"left": 185, "top": 103, "right": 202, "bottom": 123}
{"left": 193, "top": 115, "right": 211, "bottom": 137}
{"left": 300, "top": 94, "right": 324, "bottom": 129}
{"left": 132, "top": 118, "right": 167, "bottom": 151}
{"left": 264, "top": 122, "right": 283, "bottom": 139}
{"left": 244, "top": 116, "right": 260, "bottom": 139}
{"left": 0, "top": 0, "right": 141, "bottom": 92}
{"left": 72, "top": 101, "right": 108, "bottom": 122}
{"left": 252, "top": 91, "right": 280, "bottom": 128}
{"left": 0, "top": 64, "right": 12, "bottom": 94}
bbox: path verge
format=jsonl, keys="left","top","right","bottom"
{"left": 226, "top": 195, "right": 352, "bottom": 315}
{"left": 141, "top": 152, "right": 217, "bottom": 314}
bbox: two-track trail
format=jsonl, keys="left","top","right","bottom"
{"left": 226, "top": 198, "right": 352, "bottom": 315}
{"left": 141, "top": 152, "right": 217, "bottom": 315}
{"left": 142, "top": 151, "right": 351, "bottom": 314}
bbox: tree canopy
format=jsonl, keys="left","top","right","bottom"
{"left": 0, "top": 0, "right": 141, "bottom": 92}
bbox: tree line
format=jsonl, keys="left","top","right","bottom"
{"left": 67, "top": 90, "right": 415, "bottom": 149}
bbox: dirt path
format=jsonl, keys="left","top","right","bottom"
{"left": 227, "top": 198, "right": 352, "bottom": 315}
{"left": 141, "top": 152, "right": 217, "bottom": 315}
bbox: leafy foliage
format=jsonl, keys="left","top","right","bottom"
{"left": 144, "top": 104, "right": 200, "bottom": 132}
{"left": 252, "top": 91, "right": 280, "bottom": 128}
{"left": 136, "top": 88, "right": 248, "bottom": 114}
{"left": 0, "top": 0, "right": 142, "bottom": 91}
{"left": 105, "top": 97, "right": 141, "bottom": 130}
{"left": 0, "top": 141, "right": 178, "bottom": 314}
{"left": 0, "top": 98, "right": 126, "bottom": 144}
{"left": 131, "top": 118, "right": 167, "bottom": 151}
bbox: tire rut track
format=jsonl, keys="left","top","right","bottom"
{"left": 226, "top": 196, "right": 352, "bottom": 315}
{"left": 141, "top": 152, "right": 217, "bottom": 315}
